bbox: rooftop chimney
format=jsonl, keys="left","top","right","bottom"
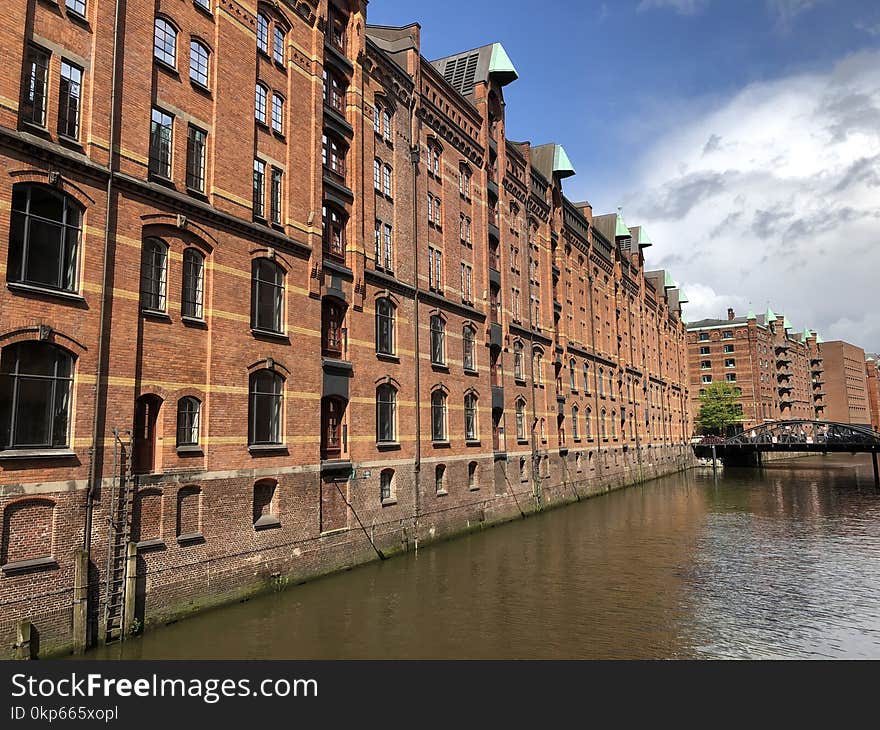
{"left": 727, "top": 308, "right": 735, "bottom": 321}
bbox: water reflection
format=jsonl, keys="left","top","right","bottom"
{"left": 83, "top": 454, "right": 880, "bottom": 659}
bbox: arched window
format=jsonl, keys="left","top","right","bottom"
{"left": 380, "top": 468, "right": 395, "bottom": 503}
{"left": 8, "top": 184, "right": 82, "bottom": 292}
{"left": 468, "top": 461, "right": 478, "bottom": 490}
{"left": 464, "top": 392, "right": 478, "bottom": 441}
{"left": 609, "top": 370, "right": 615, "bottom": 396}
{"left": 430, "top": 315, "right": 445, "bottom": 365}
{"left": 140, "top": 238, "right": 168, "bottom": 312}
{"left": 600, "top": 409, "right": 607, "bottom": 439}
{"left": 256, "top": 13, "right": 269, "bottom": 54}
{"left": 322, "top": 204, "right": 346, "bottom": 260}
{"left": 435, "top": 464, "right": 446, "bottom": 494}
{"left": 2, "top": 498, "right": 55, "bottom": 565}
{"left": 572, "top": 406, "right": 580, "bottom": 439}
{"left": 459, "top": 164, "right": 471, "bottom": 198}
{"left": 322, "top": 298, "right": 345, "bottom": 357}
{"left": 133, "top": 394, "right": 162, "bottom": 474}
{"left": 463, "top": 326, "right": 476, "bottom": 371}
{"left": 515, "top": 398, "right": 526, "bottom": 440}
{"left": 598, "top": 368, "right": 604, "bottom": 396}
{"left": 249, "top": 370, "right": 283, "bottom": 445}
{"left": 585, "top": 407, "right": 592, "bottom": 439}
{"left": 569, "top": 359, "right": 577, "bottom": 390}
{"left": 255, "top": 83, "right": 268, "bottom": 123}
{"left": 0, "top": 342, "right": 73, "bottom": 449}
{"left": 189, "top": 39, "right": 210, "bottom": 87}
{"left": 251, "top": 258, "right": 284, "bottom": 333}
{"left": 611, "top": 410, "right": 617, "bottom": 439}
{"left": 181, "top": 248, "right": 204, "bottom": 320}
{"left": 375, "top": 298, "right": 395, "bottom": 355}
{"left": 271, "top": 93, "right": 284, "bottom": 133}
{"left": 431, "top": 390, "right": 447, "bottom": 441}
{"left": 273, "top": 25, "right": 285, "bottom": 64}
{"left": 428, "top": 140, "right": 442, "bottom": 177}
{"left": 583, "top": 363, "right": 589, "bottom": 392}
{"left": 154, "top": 18, "right": 177, "bottom": 67}
{"left": 376, "top": 384, "right": 397, "bottom": 443}
{"left": 513, "top": 341, "right": 524, "bottom": 380}
{"left": 176, "top": 397, "right": 200, "bottom": 447}
{"left": 533, "top": 349, "right": 544, "bottom": 385}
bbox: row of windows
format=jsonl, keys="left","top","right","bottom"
{"left": 154, "top": 19, "right": 213, "bottom": 89}
{"left": 697, "top": 330, "right": 734, "bottom": 341}
{"left": 699, "top": 345, "right": 735, "bottom": 355}
{"left": 701, "top": 374, "right": 738, "bottom": 383}
{"left": 430, "top": 391, "right": 479, "bottom": 442}
{"left": 255, "top": 84, "right": 285, "bottom": 134}
{"left": 23, "top": 45, "right": 83, "bottom": 140}
{"left": 373, "top": 159, "right": 393, "bottom": 197}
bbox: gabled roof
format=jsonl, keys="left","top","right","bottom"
{"left": 430, "top": 42, "right": 518, "bottom": 98}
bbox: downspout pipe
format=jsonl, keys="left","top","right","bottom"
{"left": 410, "top": 97, "right": 421, "bottom": 551}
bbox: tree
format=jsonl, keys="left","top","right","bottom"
{"left": 696, "top": 382, "right": 743, "bottom": 435}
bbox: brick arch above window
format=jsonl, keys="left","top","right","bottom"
{"left": 246, "top": 357, "right": 290, "bottom": 377}
{"left": 246, "top": 247, "right": 292, "bottom": 273}
{"left": 140, "top": 218, "right": 218, "bottom": 252}
{"left": 0, "top": 327, "right": 86, "bottom": 358}
{"left": 8, "top": 170, "right": 95, "bottom": 209}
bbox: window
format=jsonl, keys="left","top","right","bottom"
{"left": 149, "top": 108, "right": 173, "bottom": 179}
{"left": 459, "top": 166, "right": 471, "bottom": 198}
{"left": 468, "top": 462, "right": 478, "bottom": 490}
{"left": 382, "top": 165, "right": 392, "bottom": 197}
{"left": 515, "top": 399, "right": 526, "bottom": 440}
{"left": 23, "top": 45, "right": 50, "bottom": 127}
{"left": 430, "top": 315, "right": 445, "bottom": 365}
{"left": 585, "top": 407, "right": 592, "bottom": 439}
{"left": 383, "top": 109, "right": 392, "bottom": 142}
{"left": 722, "top": 330, "right": 733, "bottom": 339}
{"left": 186, "top": 126, "right": 207, "bottom": 192}
{"left": 58, "top": 61, "right": 83, "bottom": 139}
{"left": 460, "top": 215, "right": 472, "bottom": 244}
{"left": 431, "top": 390, "right": 447, "bottom": 441}
{"left": 464, "top": 393, "right": 478, "bottom": 441}
{"left": 598, "top": 368, "right": 604, "bottom": 396}
{"left": 181, "top": 248, "right": 204, "bottom": 319}
{"left": 435, "top": 464, "right": 446, "bottom": 494}
{"left": 699, "top": 333, "right": 710, "bottom": 341}
{"left": 534, "top": 351, "right": 544, "bottom": 386}
{"left": 273, "top": 26, "right": 285, "bottom": 64}
{"left": 255, "top": 84, "right": 267, "bottom": 124}
{"left": 189, "top": 40, "right": 209, "bottom": 87}
{"left": 463, "top": 326, "right": 476, "bottom": 371}
{"left": 514, "top": 342, "right": 524, "bottom": 380}
{"left": 519, "top": 456, "right": 527, "bottom": 481}
{"left": 460, "top": 263, "right": 473, "bottom": 304}
{"left": 328, "top": 4, "right": 347, "bottom": 51}
{"left": 428, "top": 143, "right": 441, "bottom": 177}
{"left": 324, "top": 69, "right": 345, "bottom": 114}
{"left": 373, "top": 102, "right": 381, "bottom": 135}
{"left": 701, "top": 360, "right": 711, "bottom": 369}
{"left": 7, "top": 184, "right": 82, "bottom": 293}
{"left": 253, "top": 480, "right": 278, "bottom": 528}
{"left": 323, "top": 133, "right": 347, "bottom": 179}
{"left": 154, "top": 18, "right": 177, "bottom": 67}
{"left": 726, "top": 373, "right": 737, "bottom": 382}
{"left": 376, "top": 298, "right": 395, "bottom": 355}
{"left": 723, "top": 344, "right": 734, "bottom": 353}
{"left": 725, "top": 358, "right": 736, "bottom": 368}
{"left": 140, "top": 238, "right": 168, "bottom": 312}
{"left": 249, "top": 370, "right": 283, "bottom": 445}
{"left": 251, "top": 258, "right": 284, "bottom": 333}
{"left": 702, "top": 374, "right": 712, "bottom": 384}
{"left": 569, "top": 359, "right": 577, "bottom": 390}
{"left": 322, "top": 205, "right": 346, "bottom": 260}
{"left": 322, "top": 299, "right": 344, "bottom": 357}
{"left": 572, "top": 406, "right": 580, "bottom": 440}
{"left": 700, "top": 346, "right": 710, "bottom": 355}
{"left": 380, "top": 469, "right": 395, "bottom": 503}
{"left": 321, "top": 397, "right": 344, "bottom": 458}
{"left": 271, "top": 94, "right": 284, "bottom": 133}
{"left": 253, "top": 159, "right": 266, "bottom": 218}
{"left": 511, "top": 287, "right": 521, "bottom": 322}
{"left": 374, "top": 159, "right": 382, "bottom": 191}
{"left": 428, "top": 247, "right": 442, "bottom": 291}
{"left": 176, "top": 397, "right": 200, "bottom": 447}
{"left": 376, "top": 384, "right": 397, "bottom": 443}
{"left": 66, "top": 0, "right": 87, "bottom": 15}
{"left": 0, "top": 342, "right": 73, "bottom": 449}
{"left": 600, "top": 409, "right": 607, "bottom": 439}
{"left": 382, "top": 224, "right": 393, "bottom": 271}
{"left": 270, "top": 168, "right": 282, "bottom": 225}
{"left": 257, "top": 14, "right": 269, "bottom": 54}
{"left": 583, "top": 363, "right": 589, "bottom": 392}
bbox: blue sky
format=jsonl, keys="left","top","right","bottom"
{"left": 370, "top": 0, "right": 880, "bottom": 350}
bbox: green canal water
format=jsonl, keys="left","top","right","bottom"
{"left": 83, "top": 454, "right": 880, "bottom": 659}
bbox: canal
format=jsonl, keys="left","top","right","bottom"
{"left": 83, "top": 454, "right": 880, "bottom": 659}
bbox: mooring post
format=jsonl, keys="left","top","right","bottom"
{"left": 872, "top": 449, "right": 879, "bottom": 488}
{"left": 72, "top": 548, "right": 88, "bottom": 654}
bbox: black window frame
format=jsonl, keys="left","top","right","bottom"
{"left": 140, "top": 237, "right": 168, "bottom": 312}
{"left": 250, "top": 258, "right": 284, "bottom": 334}
{"left": 176, "top": 396, "right": 201, "bottom": 447}
{"left": 23, "top": 44, "right": 50, "bottom": 127}
{"left": 149, "top": 107, "right": 174, "bottom": 180}
{"left": 58, "top": 60, "right": 83, "bottom": 140}
{"left": 375, "top": 298, "right": 395, "bottom": 355}
{"left": 431, "top": 390, "right": 447, "bottom": 441}
{"left": 185, "top": 125, "right": 207, "bottom": 192}
{"left": 153, "top": 17, "right": 178, "bottom": 68}
{"left": 376, "top": 384, "right": 397, "bottom": 443}
{"left": 430, "top": 315, "right": 445, "bottom": 365}
{"left": 181, "top": 247, "right": 205, "bottom": 320}
{"left": 270, "top": 167, "right": 283, "bottom": 225}
{"left": 248, "top": 369, "right": 283, "bottom": 446}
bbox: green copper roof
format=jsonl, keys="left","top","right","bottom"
{"left": 678, "top": 289, "right": 689, "bottom": 304}
{"left": 816, "top": 333, "right": 824, "bottom": 344}
{"left": 765, "top": 306, "right": 776, "bottom": 322}
{"left": 802, "top": 327, "right": 812, "bottom": 340}
{"left": 488, "top": 43, "right": 519, "bottom": 85}
{"left": 636, "top": 227, "right": 653, "bottom": 248}
{"left": 615, "top": 209, "right": 630, "bottom": 238}
{"left": 552, "top": 145, "right": 576, "bottom": 178}
{"left": 747, "top": 308, "right": 756, "bottom": 320}
{"left": 664, "top": 271, "right": 675, "bottom": 289}
{"left": 783, "top": 315, "right": 792, "bottom": 330}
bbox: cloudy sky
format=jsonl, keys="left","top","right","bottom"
{"left": 370, "top": 1, "right": 880, "bottom": 350}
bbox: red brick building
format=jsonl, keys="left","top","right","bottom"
{"left": 820, "top": 340, "right": 870, "bottom": 425}
{"left": 686, "top": 308, "right": 825, "bottom": 432}
{"left": 0, "top": 1, "right": 691, "bottom": 657}
{"left": 866, "top": 357, "right": 880, "bottom": 432}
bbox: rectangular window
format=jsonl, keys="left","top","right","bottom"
{"left": 373, "top": 103, "right": 381, "bottom": 135}
{"left": 702, "top": 374, "right": 712, "bottom": 384}
{"left": 726, "top": 373, "right": 737, "bottom": 382}
{"left": 427, "top": 194, "right": 433, "bottom": 223}
{"left": 383, "top": 109, "right": 391, "bottom": 142}
{"left": 253, "top": 159, "right": 266, "bottom": 219}
{"left": 270, "top": 167, "right": 282, "bottom": 225}
{"left": 723, "top": 344, "right": 734, "bottom": 353}
{"left": 722, "top": 330, "right": 734, "bottom": 339}
{"left": 23, "top": 45, "right": 50, "bottom": 126}
{"left": 57, "top": 61, "right": 83, "bottom": 139}
{"left": 271, "top": 94, "right": 284, "bottom": 133}
{"left": 699, "top": 332, "right": 710, "bottom": 341}
{"left": 374, "top": 159, "right": 382, "bottom": 191}
{"left": 725, "top": 358, "right": 736, "bottom": 368}
{"left": 374, "top": 219, "right": 381, "bottom": 264}
{"left": 255, "top": 84, "right": 267, "bottom": 124}
{"left": 383, "top": 166, "right": 392, "bottom": 197}
{"left": 433, "top": 197, "right": 441, "bottom": 226}
{"left": 149, "top": 108, "right": 174, "bottom": 179}
{"left": 699, "top": 346, "right": 710, "bottom": 355}
{"left": 185, "top": 126, "right": 207, "bottom": 192}
{"left": 460, "top": 263, "right": 473, "bottom": 304}
{"left": 383, "top": 224, "right": 393, "bottom": 271}
{"left": 273, "top": 27, "right": 285, "bottom": 64}
{"left": 66, "top": 0, "right": 87, "bottom": 15}
{"left": 428, "top": 247, "right": 442, "bottom": 291}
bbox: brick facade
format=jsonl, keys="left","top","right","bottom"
{"left": 0, "top": 0, "right": 692, "bottom": 657}
{"left": 820, "top": 340, "right": 870, "bottom": 426}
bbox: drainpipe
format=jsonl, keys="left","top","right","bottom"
{"left": 409, "top": 97, "right": 421, "bottom": 550}
{"left": 526, "top": 220, "right": 540, "bottom": 508}
{"left": 83, "top": 0, "right": 123, "bottom": 646}
{"left": 586, "top": 268, "right": 600, "bottom": 465}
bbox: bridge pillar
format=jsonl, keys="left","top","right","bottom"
{"left": 872, "top": 450, "right": 878, "bottom": 488}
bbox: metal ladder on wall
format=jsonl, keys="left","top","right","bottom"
{"left": 104, "top": 428, "right": 134, "bottom": 643}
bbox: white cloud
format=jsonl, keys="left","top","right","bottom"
{"left": 768, "top": 0, "right": 823, "bottom": 29}
{"left": 636, "top": 0, "right": 707, "bottom": 15}
{"left": 622, "top": 50, "right": 880, "bottom": 352}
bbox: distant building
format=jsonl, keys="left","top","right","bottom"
{"left": 866, "top": 357, "right": 880, "bottom": 432}
{"left": 686, "top": 308, "right": 824, "bottom": 432}
{"left": 816, "top": 341, "right": 870, "bottom": 425}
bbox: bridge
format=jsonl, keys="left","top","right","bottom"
{"left": 692, "top": 420, "right": 880, "bottom": 485}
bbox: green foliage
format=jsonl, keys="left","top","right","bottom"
{"left": 696, "top": 382, "right": 743, "bottom": 435}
